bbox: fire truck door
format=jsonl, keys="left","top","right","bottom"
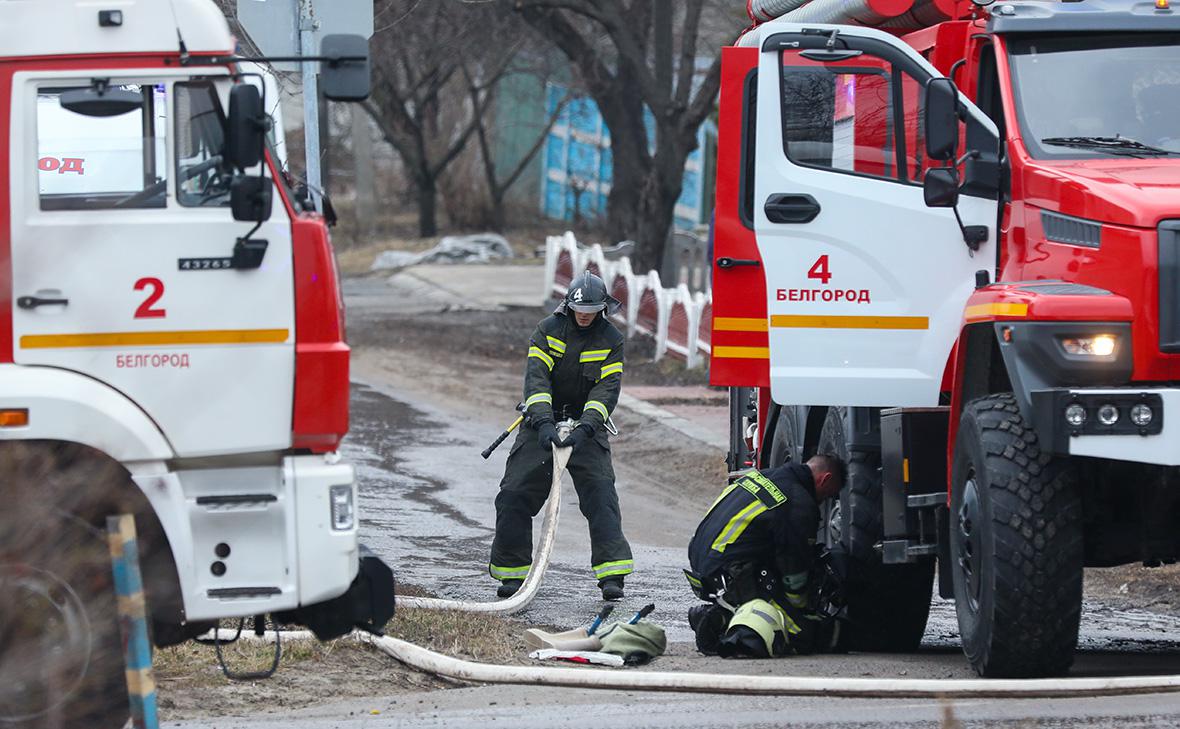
{"left": 9, "top": 73, "right": 295, "bottom": 457}
{"left": 754, "top": 26, "right": 999, "bottom": 407}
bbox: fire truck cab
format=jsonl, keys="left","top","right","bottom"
{"left": 713, "top": 0, "right": 1180, "bottom": 677}
{"left": 0, "top": 1, "right": 391, "bottom": 723}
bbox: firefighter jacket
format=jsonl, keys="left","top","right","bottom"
{"left": 687, "top": 463, "right": 819, "bottom": 608}
{"left": 522, "top": 311, "right": 624, "bottom": 435}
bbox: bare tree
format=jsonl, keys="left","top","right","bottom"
{"left": 365, "top": 0, "right": 520, "bottom": 238}
{"left": 461, "top": 59, "right": 571, "bottom": 232}
{"left": 504, "top": 0, "right": 744, "bottom": 271}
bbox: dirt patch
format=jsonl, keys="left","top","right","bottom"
{"left": 347, "top": 303, "right": 708, "bottom": 388}
{"left": 1085, "top": 563, "right": 1180, "bottom": 617}
{"left": 156, "top": 599, "right": 536, "bottom": 722}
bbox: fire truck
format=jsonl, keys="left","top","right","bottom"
{"left": 712, "top": 0, "right": 1180, "bottom": 676}
{"left": 0, "top": 1, "right": 391, "bottom": 723}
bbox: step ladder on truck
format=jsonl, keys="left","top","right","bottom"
{"left": 713, "top": 0, "right": 1180, "bottom": 677}
{"left": 0, "top": 1, "right": 393, "bottom": 725}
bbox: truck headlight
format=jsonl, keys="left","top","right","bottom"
{"left": 330, "top": 485, "right": 355, "bottom": 531}
{"left": 1130, "top": 403, "right": 1154, "bottom": 427}
{"left": 1096, "top": 403, "right": 1120, "bottom": 426}
{"left": 1064, "top": 403, "right": 1087, "bottom": 427}
{"left": 1060, "top": 335, "right": 1116, "bottom": 357}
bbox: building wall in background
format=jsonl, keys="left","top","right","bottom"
{"left": 493, "top": 73, "right": 717, "bottom": 233}
{"left": 539, "top": 85, "right": 716, "bottom": 232}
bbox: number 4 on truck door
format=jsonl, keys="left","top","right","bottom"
{"left": 754, "top": 25, "right": 1000, "bottom": 407}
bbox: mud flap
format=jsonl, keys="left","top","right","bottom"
{"left": 278, "top": 545, "right": 396, "bottom": 640}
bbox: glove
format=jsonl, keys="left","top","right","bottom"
{"left": 560, "top": 422, "right": 595, "bottom": 451}
{"left": 536, "top": 421, "right": 561, "bottom": 450}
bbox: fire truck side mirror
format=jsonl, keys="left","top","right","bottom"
{"left": 227, "top": 85, "right": 266, "bottom": 171}
{"left": 320, "top": 34, "right": 371, "bottom": 102}
{"left": 925, "top": 78, "right": 960, "bottom": 162}
{"left": 923, "top": 167, "right": 960, "bottom": 208}
{"left": 231, "top": 176, "right": 273, "bottom": 222}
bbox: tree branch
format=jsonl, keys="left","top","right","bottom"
{"left": 674, "top": 0, "right": 705, "bottom": 111}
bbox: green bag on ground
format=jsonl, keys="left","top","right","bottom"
{"left": 597, "top": 621, "right": 667, "bottom": 665}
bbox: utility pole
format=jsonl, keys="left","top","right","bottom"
{"left": 351, "top": 105, "right": 376, "bottom": 243}
{"left": 298, "top": 0, "right": 322, "bottom": 211}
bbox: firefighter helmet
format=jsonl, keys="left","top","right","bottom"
{"left": 561, "top": 271, "right": 621, "bottom": 317}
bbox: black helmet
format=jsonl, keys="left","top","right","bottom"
{"left": 560, "top": 271, "right": 621, "bottom": 317}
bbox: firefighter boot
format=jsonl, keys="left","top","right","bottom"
{"left": 497, "top": 579, "right": 523, "bottom": 598}
{"left": 600, "top": 577, "right": 625, "bottom": 601}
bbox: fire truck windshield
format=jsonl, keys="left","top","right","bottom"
{"left": 1008, "top": 33, "right": 1180, "bottom": 159}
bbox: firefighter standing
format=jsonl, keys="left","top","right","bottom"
{"left": 488, "top": 272, "right": 633, "bottom": 601}
{"left": 684, "top": 454, "right": 845, "bottom": 656}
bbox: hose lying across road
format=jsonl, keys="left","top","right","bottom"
{"left": 213, "top": 440, "right": 1180, "bottom": 699}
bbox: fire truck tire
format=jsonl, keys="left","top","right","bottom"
{"left": 817, "top": 408, "right": 933, "bottom": 652}
{"left": 951, "top": 393, "right": 1082, "bottom": 678}
{"left": 765, "top": 404, "right": 800, "bottom": 468}
{"left": 0, "top": 444, "right": 130, "bottom": 728}
{"left": 817, "top": 407, "right": 880, "bottom": 562}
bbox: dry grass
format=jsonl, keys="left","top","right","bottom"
{"left": 385, "top": 607, "right": 530, "bottom": 665}
{"left": 153, "top": 602, "right": 534, "bottom": 720}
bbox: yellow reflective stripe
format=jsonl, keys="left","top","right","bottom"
{"left": 546, "top": 336, "right": 567, "bottom": 355}
{"left": 525, "top": 393, "right": 552, "bottom": 408}
{"left": 710, "top": 500, "right": 768, "bottom": 553}
{"left": 593, "top": 559, "right": 634, "bottom": 578}
{"left": 712, "top": 346, "right": 770, "bottom": 360}
{"left": 528, "top": 346, "right": 554, "bottom": 370}
{"left": 584, "top": 400, "right": 609, "bottom": 420}
{"left": 489, "top": 563, "right": 531, "bottom": 580}
{"left": 964, "top": 302, "right": 1030, "bottom": 321}
{"left": 579, "top": 349, "right": 612, "bottom": 362}
{"left": 600, "top": 362, "right": 623, "bottom": 378}
{"left": 770, "top": 314, "right": 928, "bottom": 330}
{"left": 20, "top": 328, "right": 289, "bottom": 349}
{"left": 685, "top": 572, "right": 703, "bottom": 587}
{"left": 707, "top": 481, "right": 741, "bottom": 514}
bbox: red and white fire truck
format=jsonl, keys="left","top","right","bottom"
{"left": 0, "top": 0, "right": 390, "bottom": 722}
{"left": 713, "top": 0, "right": 1180, "bottom": 676}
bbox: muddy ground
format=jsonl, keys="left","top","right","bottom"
{"left": 159, "top": 274, "right": 1180, "bottom": 725}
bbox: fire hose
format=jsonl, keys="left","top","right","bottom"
{"left": 204, "top": 421, "right": 1180, "bottom": 699}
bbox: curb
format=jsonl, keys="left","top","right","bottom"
{"left": 617, "top": 392, "right": 727, "bottom": 451}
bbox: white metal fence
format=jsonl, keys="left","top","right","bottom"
{"left": 544, "top": 232, "right": 712, "bottom": 369}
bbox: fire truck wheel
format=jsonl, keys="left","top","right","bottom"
{"left": 817, "top": 407, "right": 933, "bottom": 653}
{"left": 765, "top": 404, "right": 800, "bottom": 468}
{"left": 0, "top": 446, "right": 130, "bottom": 728}
{"left": 951, "top": 393, "right": 1082, "bottom": 677}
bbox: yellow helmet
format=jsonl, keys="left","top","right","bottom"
{"left": 718, "top": 599, "right": 796, "bottom": 658}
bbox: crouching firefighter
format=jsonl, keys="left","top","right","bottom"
{"left": 684, "top": 454, "right": 846, "bottom": 657}
{"left": 488, "top": 271, "right": 634, "bottom": 601}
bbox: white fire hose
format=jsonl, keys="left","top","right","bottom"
{"left": 206, "top": 626, "right": 1180, "bottom": 700}
{"left": 396, "top": 439, "right": 572, "bottom": 613}
{"left": 202, "top": 425, "right": 1180, "bottom": 699}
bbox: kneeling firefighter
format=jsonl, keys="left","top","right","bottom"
{"left": 488, "top": 271, "right": 634, "bottom": 601}
{"left": 684, "top": 454, "right": 846, "bottom": 657}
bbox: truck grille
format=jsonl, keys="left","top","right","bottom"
{"left": 1159, "top": 221, "right": 1180, "bottom": 353}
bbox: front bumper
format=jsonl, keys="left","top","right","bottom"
{"left": 277, "top": 545, "right": 396, "bottom": 640}
{"left": 1031, "top": 388, "right": 1178, "bottom": 465}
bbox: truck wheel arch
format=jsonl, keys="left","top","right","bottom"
{"left": 0, "top": 365, "right": 174, "bottom": 462}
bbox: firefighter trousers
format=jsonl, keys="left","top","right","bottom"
{"left": 489, "top": 428, "right": 633, "bottom": 584}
